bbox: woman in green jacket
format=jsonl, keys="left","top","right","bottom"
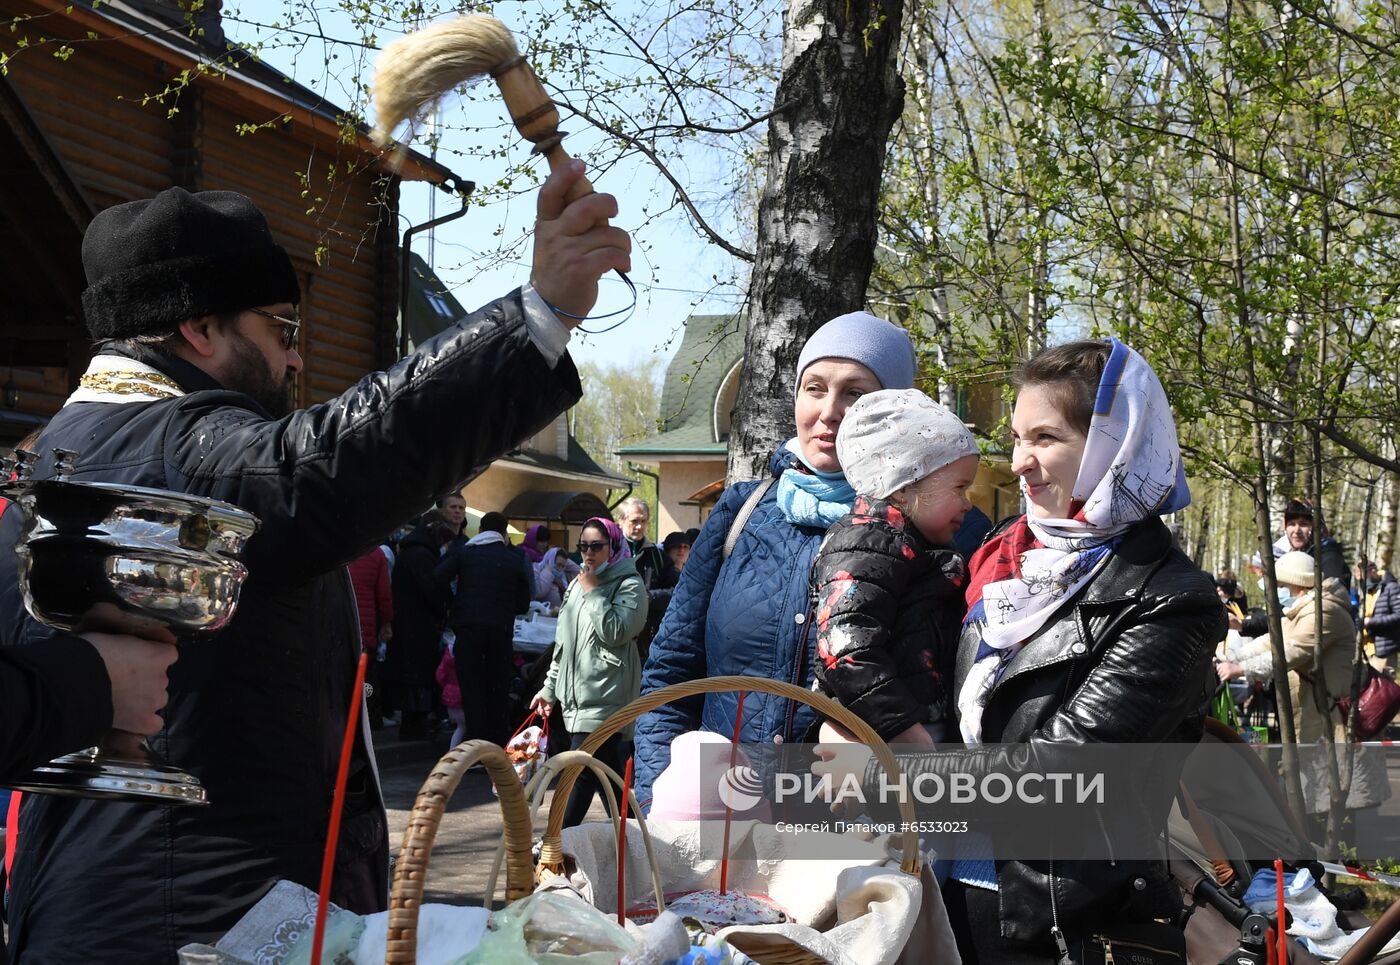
{"left": 531, "top": 516, "right": 649, "bottom": 826}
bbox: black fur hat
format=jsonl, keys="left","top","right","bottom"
{"left": 80, "top": 187, "right": 300, "bottom": 340}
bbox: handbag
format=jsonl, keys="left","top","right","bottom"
{"left": 1070, "top": 919, "right": 1187, "bottom": 965}
{"left": 1336, "top": 666, "right": 1400, "bottom": 739}
{"left": 502, "top": 710, "right": 550, "bottom": 787}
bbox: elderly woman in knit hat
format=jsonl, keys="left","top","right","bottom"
{"left": 1218, "top": 550, "right": 1391, "bottom": 815}
{"left": 632, "top": 311, "right": 918, "bottom": 807}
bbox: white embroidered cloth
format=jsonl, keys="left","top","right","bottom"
{"left": 65, "top": 355, "right": 186, "bottom": 406}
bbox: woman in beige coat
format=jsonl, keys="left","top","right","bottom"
{"left": 1219, "top": 550, "right": 1390, "bottom": 813}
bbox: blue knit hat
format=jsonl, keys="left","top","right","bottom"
{"left": 794, "top": 312, "right": 916, "bottom": 394}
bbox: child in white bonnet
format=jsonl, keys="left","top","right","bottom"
{"left": 810, "top": 389, "right": 980, "bottom": 745}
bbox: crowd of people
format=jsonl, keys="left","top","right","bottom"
{"left": 1211, "top": 502, "right": 1400, "bottom": 826}
{"left": 635, "top": 321, "right": 1227, "bottom": 961}
{"left": 0, "top": 171, "right": 1396, "bottom": 964}
{"left": 343, "top": 495, "right": 697, "bottom": 758}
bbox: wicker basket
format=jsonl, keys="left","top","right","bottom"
{"left": 538, "top": 675, "right": 922, "bottom": 877}
{"left": 385, "top": 739, "right": 535, "bottom": 965}
{"left": 385, "top": 676, "right": 924, "bottom": 965}
{"left": 537, "top": 675, "right": 923, "bottom": 965}
{"left": 484, "top": 749, "right": 668, "bottom": 916}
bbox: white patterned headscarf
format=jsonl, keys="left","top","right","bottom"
{"left": 956, "top": 338, "right": 1191, "bottom": 744}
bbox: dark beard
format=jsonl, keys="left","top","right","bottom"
{"left": 221, "top": 333, "right": 296, "bottom": 418}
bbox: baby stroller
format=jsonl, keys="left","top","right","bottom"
{"left": 1169, "top": 719, "right": 1400, "bottom": 964}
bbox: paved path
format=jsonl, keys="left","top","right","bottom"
{"left": 377, "top": 736, "right": 609, "bottom": 909}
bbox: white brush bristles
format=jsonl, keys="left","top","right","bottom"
{"left": 371, "top": 14, "right": 522, "bottom": 147}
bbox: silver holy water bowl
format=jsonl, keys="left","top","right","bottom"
{"left": 0, "top": 447, "right": 259, "bottom": 805}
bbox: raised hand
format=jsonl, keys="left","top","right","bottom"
{"left": 530, "top": 160, "right": 632, "bottom": 326}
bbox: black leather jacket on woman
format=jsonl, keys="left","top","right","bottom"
{"left": 886, "top": 516, "right": 1224, "bottom": 948}
{"left": 0, "top": 289, "right": 581, "bottom": 963}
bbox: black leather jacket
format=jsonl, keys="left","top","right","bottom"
{"left": 0, "top": 289, "right": 581, "bottom": 963}
{"left": 891, "top": 516, "right": 1224, "bottom": 948}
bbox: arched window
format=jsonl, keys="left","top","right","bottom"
{"left": 712, "top": 360, "right": 743, "bottom": 443}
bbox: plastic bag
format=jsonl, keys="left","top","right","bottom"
{"left": 283, "top": 909, "right": 365, "bottom": 964}
{"left": 462, "top": 892, "right": 636, "bottom": 964}
{"left": 1209, "top": 686, "right": 1240, "bottom": 730}
{"left": 505, "top": 713, "right": 549, "bottom": 787}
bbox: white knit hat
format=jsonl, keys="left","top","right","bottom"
{"left": 836, "top": 389, "right": 978, "bottom": 499}
{"left": 1274, "top": 550, "right": 1318, "bottom": 589}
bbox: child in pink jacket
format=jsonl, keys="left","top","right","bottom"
{"left": 435, "top": 646, "right": 465, "bottom": 748}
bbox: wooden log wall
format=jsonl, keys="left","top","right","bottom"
{"left": 1, "top": 43, "right": 176, "bottom": 209}
{"left": 0, "top": 0, "right": 404, "bottom": 417}
{"left": 201, "top": 103, "right": 397, "bottom": 404}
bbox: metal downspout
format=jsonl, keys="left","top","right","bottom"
{"left": 398, "top": 176, "right": 475, "bottom": 360}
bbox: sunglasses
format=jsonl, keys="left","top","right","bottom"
{"left": 576, "top": 540, "right": 610, "bottom": 554}
{"left": 248, "top": 307, "right": 301, "bottom": 349}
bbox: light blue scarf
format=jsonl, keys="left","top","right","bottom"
{"left": 774, "top": 439, "right": 856, "bottom": 528}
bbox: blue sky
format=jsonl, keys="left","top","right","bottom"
{"left": 221, "top": 0, "right": 763, "bottom": 371}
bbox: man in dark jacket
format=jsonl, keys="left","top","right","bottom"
{"left": 0, "top": 163, "right": 628, "bottom": 962}
{"left": 618, "top": 497, "right": 664, "bottom": 590}
{"left": 634, "top": 530, "right": 691, "bottom": 662}
{"left": 437, "top": 511, "right": 533, "bottom": 744}
{"left": 437, "top": 492, "right": 468, "bottom": 540}
{"left": 389, "top": 518, "right": 454, "bottom": 740}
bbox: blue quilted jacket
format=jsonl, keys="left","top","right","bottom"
{"left": 1370, "top": 571, "right": 1400, "bottom": 657}
{"left": 634, "top": 447, "right": 828, "bottom": 807}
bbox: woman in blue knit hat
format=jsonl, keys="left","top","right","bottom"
{"left": 632, "top": 311, "right": 917, "bottom": 807}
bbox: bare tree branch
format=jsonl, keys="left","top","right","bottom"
{"left": 560, "top": 98, "right": 755, "bottom": 262}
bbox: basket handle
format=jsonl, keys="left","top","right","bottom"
{"left": 538, "top": 675, "right": 922, "bottom": 876}
{"left": 386, "top": 740, "right": 535, "bottom": 965}
{"left": 483, "top": 750, "right": 669, "bottom": 916}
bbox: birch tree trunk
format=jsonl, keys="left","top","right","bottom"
{"left": 1378, "top": 470, "right": 1399, "bottom": 570}
{"left": 925, "top": 172, "right": 956, "bottom": 411}
{"left": 726, "top": 0, "right": 906, "bottom": 482}
{"left": 1191, "top": 499, "right": 1210, "bottom": 567}
{"left": 1025, "top": 0, "right": 1050, "bottom": 355}
{"left": 1215, "top": 483, "right": 1232, "bottom": 573}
